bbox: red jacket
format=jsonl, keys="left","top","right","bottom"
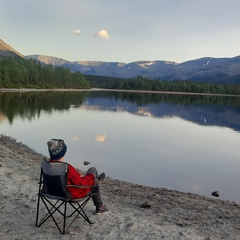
{"left": 67, "top": 163, "right": 95, "bottom": 199}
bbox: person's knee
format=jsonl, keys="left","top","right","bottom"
{"left": 89, "top": 167, "right": 96, "bottom": 170}
{"left": 86, "top": 167, "right": 97, "bottom": 176}
{"left": 88, "top": 167, "right": 97, "bottom": 172}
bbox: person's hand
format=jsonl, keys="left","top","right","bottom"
{"left": 83, "top": 161, "right": 90, "bottom": 165}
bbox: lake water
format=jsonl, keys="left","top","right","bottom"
{"left": 1, "top": 90, "right": 240, "bottom": 203}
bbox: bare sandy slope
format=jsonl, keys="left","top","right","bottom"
{"left": 1, "top": 135, "right": 240, "bottom": 240}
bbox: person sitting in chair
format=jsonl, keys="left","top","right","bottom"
{"left": 47, "top": 138, "right": 108, "bottom": 214}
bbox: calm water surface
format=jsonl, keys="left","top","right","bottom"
{"left": 0, "top": 90, "right": 240, "bottom": 202}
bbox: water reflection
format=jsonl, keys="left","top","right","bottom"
{"left": 0, "top": 91, "right": 240, "bottom": 203}
{"left": 1, "top": 91, "right": 240, "bottom": 131}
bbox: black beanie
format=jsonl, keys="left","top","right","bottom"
{"left": 47, "top": 139, "right": 67, "bottom": 160}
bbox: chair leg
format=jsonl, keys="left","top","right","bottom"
{"left": 63, "top": 201, "right": 67, "bottom": 234}
{"left": 36, "top": 194, "right": 41, "bottom": 227}
{"left": 36, "top": 196, "right": 94, "bottom": 234}
{"left": 36, "top": 197, "right": 65, "bottom": 234}
{"left": 68, "top": 196, "right": 94, "bottom": 225}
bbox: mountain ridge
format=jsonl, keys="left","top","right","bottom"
{"left": 0, "top": 38, "right": 240, "bottom": 83}
{"left": 27, "top": 54, "right": 240, "bottom": 83}
{"left": 0, "top": 39, "right": 26, "bottom": 59}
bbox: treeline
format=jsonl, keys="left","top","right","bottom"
{"left": 1, "top": 56, "right": 240, "bottom": 95}
{"left": 85, "top": 75, "right": 240, "bottom": 95}
{"left": 0, "top": 57, "right": 90, "bottom": 89}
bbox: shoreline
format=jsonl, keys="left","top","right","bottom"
{"left": 0, "top": 87, "right": 239, "bottom": 97}
{"left": 1, "top": 134, "right": 240, "bottom": 239}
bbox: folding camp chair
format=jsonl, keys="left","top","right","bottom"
{"left": 36, "top": 158, "right": 96, "bottom": 234}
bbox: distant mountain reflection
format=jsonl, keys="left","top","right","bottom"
{"left": 0, "top": 91, "right": 240, "bottom": 132}
{"left": 83, "top": 92, "right": 240, "bottom": 132}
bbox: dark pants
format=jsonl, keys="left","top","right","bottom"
{"left": 85, "top": 167, "right": 103, "bottom": 208}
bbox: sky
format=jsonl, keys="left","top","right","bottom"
{"left": 1, "top": 0, "right": 240, "bottom": 63}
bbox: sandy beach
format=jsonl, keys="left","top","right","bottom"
{"left": 1, "top": 134, "right": 240, "bottom": 240}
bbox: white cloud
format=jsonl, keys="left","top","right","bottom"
{"left": 72, "top": 29, "right": 82, "bottom": 35}
{"left": 95, "top": 29, "right": 109, "bottom": 39}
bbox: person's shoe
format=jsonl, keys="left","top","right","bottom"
{"left": 98, "top": 173, "right": 106, "bottom": 184}
{"left": 95, "top": 205, "right": 108, "bottom": 214}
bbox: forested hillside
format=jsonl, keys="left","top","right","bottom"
{"left": 0, "top": 56, "right": 240, "bottom": 95}
{"left": 85, "top": 75, "right": 240, "bottom": 96}
{"left": 0, "top": 57, "right": 90, "bottom": 89}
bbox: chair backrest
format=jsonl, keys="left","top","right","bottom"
{"left": 41, "top": 159, "right": 71, "bottom": 200}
